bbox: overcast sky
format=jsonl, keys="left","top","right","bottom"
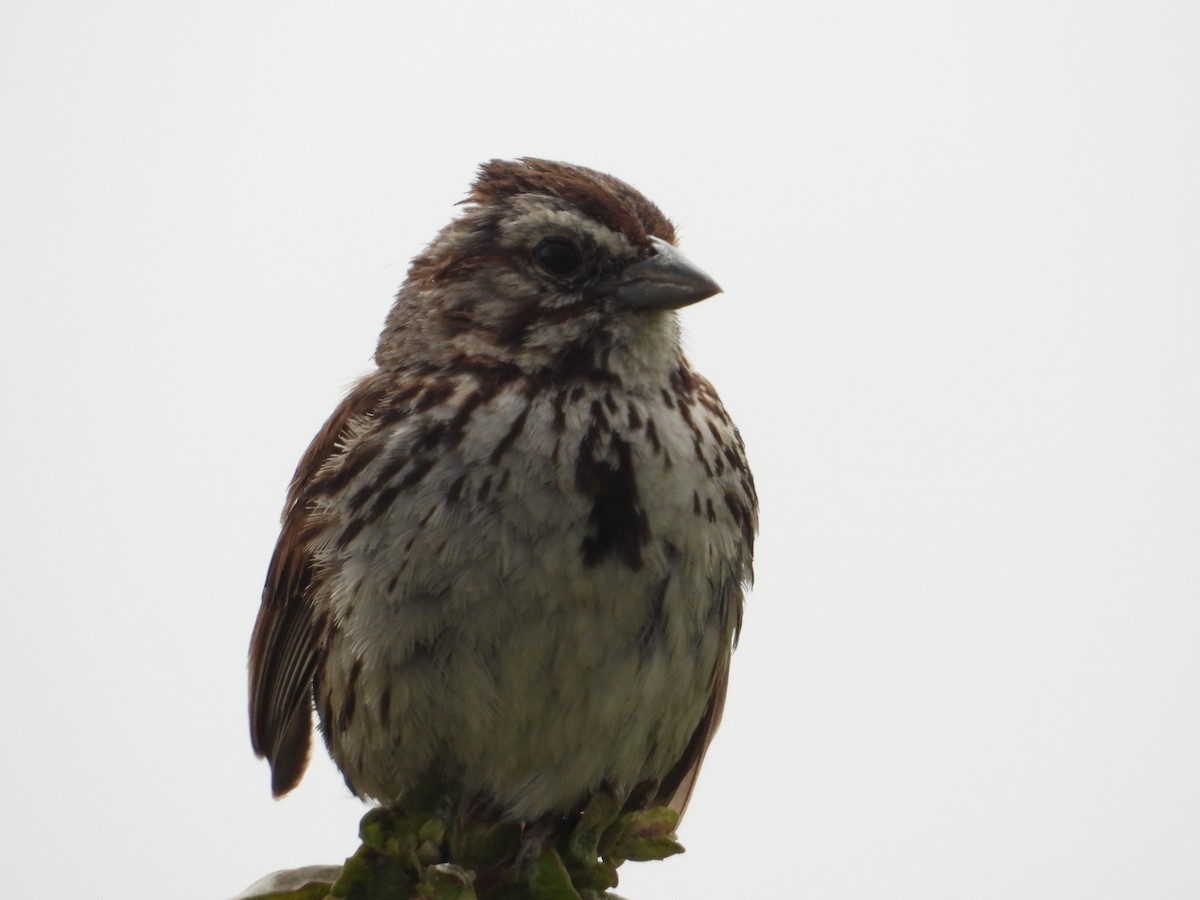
{"left": 3, "top": 2, "right": 1198, "bottom": 898}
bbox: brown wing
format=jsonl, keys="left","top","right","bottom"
{"left": 656, "top": 578, "right": 746, "bottom": 818}
{"left": 248, "top": 376, "right": 387, "bottom": 796}
{"left": 658, "top": 660, "right": 730, "bottom": 817}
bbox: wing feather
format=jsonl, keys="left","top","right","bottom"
{"left": 247, "top": 375, "right": 388, "bottom": 795}
{"left": 657, "top": 578, "right": 746, "bottom": 818}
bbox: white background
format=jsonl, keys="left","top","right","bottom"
{"left": 3, "top": 2, "right": 1198, "bottom": 897}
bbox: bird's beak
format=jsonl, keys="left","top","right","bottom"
{"left": 608, "top": 236, "right": 722, "bottom": 310}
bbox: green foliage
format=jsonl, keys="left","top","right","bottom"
{"left": 241, "top": 784, "right": 685, "bottom": 900}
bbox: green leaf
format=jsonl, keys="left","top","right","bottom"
{"left": 525, "top": 845, "right": 582, "bottom": 900}
{"left": 330, "top": 845, "right": 418, "bottom": 900}
{"left": 567, "top": 791, "right": 621, "bottom": 862}
{"left": 600, "top": 806, "right": 683, "bottom": 863}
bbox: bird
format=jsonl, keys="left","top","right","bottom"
{"left": 248, "top": 158, "right": 756, "bottom": 829}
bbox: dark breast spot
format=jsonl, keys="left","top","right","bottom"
{"left": 575, "top": 418, "right": 650, "bottom": 571}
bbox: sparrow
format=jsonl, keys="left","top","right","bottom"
{"left": 249, "top": 158, "right": 756, "bottom": 827}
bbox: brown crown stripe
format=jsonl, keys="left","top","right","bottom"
{"left": 471, "top": 158, "right": 676, "bottom": 250}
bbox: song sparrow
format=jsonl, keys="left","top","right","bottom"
{"left": 248, "top": 158, "right": 756, "bottom": 824}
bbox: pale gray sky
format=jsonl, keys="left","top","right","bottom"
{"left": 3, "top": 2, "right": 1198, "bottom": 897}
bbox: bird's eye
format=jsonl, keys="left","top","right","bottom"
{"left": 534, "top": 237, "right": 582, "bottom": 277}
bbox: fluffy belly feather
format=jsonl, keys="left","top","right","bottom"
{"left": 312, "top": 384, "right": 740, "bottom": 816}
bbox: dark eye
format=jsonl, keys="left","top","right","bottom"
{"left": 534, "top": 237, "right": 582, "bottom": 277}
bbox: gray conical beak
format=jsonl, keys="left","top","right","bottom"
{"left": 609, "top": 236, "right": 722, "bottom": 310}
